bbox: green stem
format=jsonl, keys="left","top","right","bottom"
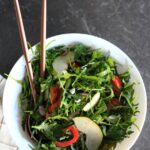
{"left": 82, "top": 75, "right": 99, "bottom": 81}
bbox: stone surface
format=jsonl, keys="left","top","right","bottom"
{"left": 0, "top": 0, "right": 150, "bottom": 150}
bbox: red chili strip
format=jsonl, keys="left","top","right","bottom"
{"left": 55, "top": 125, "right": 79, "bottom": 147}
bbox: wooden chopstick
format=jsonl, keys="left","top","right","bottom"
{"left": 13, "top": 0, "right": 36, "bottom": 103}
{"left": 40, "top": 0, "right": 47, "bottom": 77}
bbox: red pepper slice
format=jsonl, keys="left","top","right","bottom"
{"left": 113, "top": 87, "right": 121, "bottom": 95}
{"left": 107, "top": 98, "right": 121, "bottom": 110}
{"left": 48, "top": 85, "right": 62, "bottom": 113}
{"left": 48, "top": 97, "right": 61, "bottom": 112}
{"left": 55, "top": 125, "right": 79, "bottom": 147}
{"left": 112, "top": 75, "right": 123, "bottom": 90}
{"left": 50, "top": 85, "right": 62, "bottom": 103}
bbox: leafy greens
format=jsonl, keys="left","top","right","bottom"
{"left": 19, "top": 43, "right": 138, "bottom": 150}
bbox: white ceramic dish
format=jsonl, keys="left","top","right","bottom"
{"left": 3, "top": 33, "right": 147, "bottom": 150}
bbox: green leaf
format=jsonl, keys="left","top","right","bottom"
{"left": 107, "top": 57, "right": 115, "bottom": 67}
{"left": 106, "top": 125, "right": 127, "bottom": 142}
{"left": 92, "top": 50, "right": 102, "bottom": 59}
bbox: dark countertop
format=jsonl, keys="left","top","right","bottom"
{"left": 0, "top": 0, "right": 150, "bottom": 150}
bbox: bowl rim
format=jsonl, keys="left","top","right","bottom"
{"left": 3, "top": 33, "right": 147, "bottom": 150}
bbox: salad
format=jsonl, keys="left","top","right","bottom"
{"left": 19, "top": 43, "right": 138, "bottom": 150}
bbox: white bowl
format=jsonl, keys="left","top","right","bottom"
{"left": 3, "top": 33, "right": 147, "bottom": 150}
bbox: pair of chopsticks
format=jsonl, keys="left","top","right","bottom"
{"left": 13, "top": 0, "right": 47, "bottom": 103}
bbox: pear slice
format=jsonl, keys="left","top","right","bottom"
{"left": 83, "top": 92, "right": 100, "bottom": 112}
{"left": 73, "top": 117, "right": 103, "bottom": 150}
{"left": 52, "top": 51, "right": 74, "bottom": 73}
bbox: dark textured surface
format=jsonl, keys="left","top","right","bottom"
{"left": 0, "top": 0, "right": 150, "bottom": 149}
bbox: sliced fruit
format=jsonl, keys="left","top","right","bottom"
{"left": 83, "top": 92, "right": 100, "bottom": 112}
{"left": 52, "top": 51, "right": 74, "bottom": 73}
{"left": 73, "top": 117, "right": 103, "bottom": 150}
{"left": 52, "top": 56, "right": 68, "bottom": 73}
